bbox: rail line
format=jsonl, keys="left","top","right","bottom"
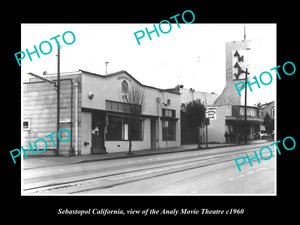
{"left": 23, "top": 146, "right": 274, "bottom": 194}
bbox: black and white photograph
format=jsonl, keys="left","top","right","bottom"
{"left": 20, "top": 23, "right": 277, "bottom": 195}
{"left": 4, "top": 4, "right": 298, "bottom": 220}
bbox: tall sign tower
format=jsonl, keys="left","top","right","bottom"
{"left": 214, "top": 31, "right": 251, "bottom": 106}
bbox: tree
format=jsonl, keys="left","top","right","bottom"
{"left": 263, "top": 113, "right": 274, "bottom": 133}
{"left": 255, "top": 102, "right": 262, "bottom": 108}
{"left": 183, "top": 99, "right": 206, "bottom": 147}
{"left": 185, "top": 99, "right": 206, "bottom": 127}
{"left": 121, "top": 84, "right": 146, "bottom": 155}
{"left": 255, "top": 101, "right": 262, "bottom": 117}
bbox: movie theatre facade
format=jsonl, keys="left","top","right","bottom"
{"left": 23, "top": 70, "right": 181, "bottom": 156}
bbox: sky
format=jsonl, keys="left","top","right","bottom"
{"left": 21, "top": 23, "right": 276, "bottom": 106}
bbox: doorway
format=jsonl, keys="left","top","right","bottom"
{"left": 150, "top": 118, "right": 157, "bottom": 149}
{"left": 91, "top": 111, "right": 106, "bottom": 154}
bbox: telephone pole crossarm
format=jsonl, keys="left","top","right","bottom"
{"left": 27, "top": 72, "right": 56, "bottom": 86}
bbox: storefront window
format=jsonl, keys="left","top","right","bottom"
{"left": 162, "top": 120, "right": 176, "bottom": 141}
{"left": 131, "top": 119, "right": 143, "bottom": 141}
{"left": 106, "top": 116, "right": 122, "bottom": 141}
{"left": 106, "top": 116, "right": 143, "bottom": 141}
{"left": 123, "top": 123, "right": 129, "bottom": 140}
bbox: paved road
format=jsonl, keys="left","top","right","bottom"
{"left": 22, "top": 142, "right": 276, "bottom": 195}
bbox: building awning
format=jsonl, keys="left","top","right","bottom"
{"left": 106, "top": 111, "right": 147, "bottom": 120}
{"left": 161, "top": 116, "right": 179, "bottom": 121}
{"left": 226, "top": 116, "right": 263, "bottom": 124}
{"left": 82, "top": 107, "right": 180, "bottom": 121}
{"left": 82, "top": 107, "right": 159, "bottom": 119}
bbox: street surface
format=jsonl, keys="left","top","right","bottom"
{"left": 22, "top": 142, "right": 276, "bottom": 195}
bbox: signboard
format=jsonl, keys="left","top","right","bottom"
{"left": 163, "top": 120, "right": 169, "bottom": 128}
{"left": 204, "top": 117, "right": 210, "bottom": 125}
{"left": 232, "top": 48, "right": 251, "bottom": 80}
{"left": 117, "top": 75, "right": 131, "bottom": 82}
{"left": 206, "top": 106, "right": 217, "bottom": 120}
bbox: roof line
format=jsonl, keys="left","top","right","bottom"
{"left": 79, "top": 69, "right": 106, "bottom": 77}
{"left": 80, "top": 69, "right": 180, "bottom": 95}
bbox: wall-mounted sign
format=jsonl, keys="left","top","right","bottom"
{"left": 117, "top": 75, "right": 131, "bottom": 82}
{"left": 163, "top": 120, "right": 169, "bottom": 128}
{"left": 232, "top": 49, "right": 250, "bottom": 80}
{"left": 205, "top": 106, "right": 217, "bottom": 120}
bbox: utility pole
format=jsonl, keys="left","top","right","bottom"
{"left": 206, "top": 122, "right": 208, "bottom": 148}
{"left": 243, "top": 25, "right": 250, "bottom": 144}
{"left": 56, "top": 45, "right": 60, "bottom": 156}
{"left": 244, "top": 68, "right": 249, "bottom": 144}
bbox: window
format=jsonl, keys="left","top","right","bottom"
{"left": 111, "top": 102, "right": 119, "bottom": 111}
{"left": 131, "top": 119, "right": 143, "bottom": 140}
{"left": 240, "top": 107, "right": 256, "bottom": 117}
{"left": 121, "top": 80, "right": 129, "bottom": 92}
{"left": 106, "top": 116, "right": 123, "bottom": 140}
{"left": 106, "top": 116, "right": 143, "bottom": 141}
{"left": 123, "top": 123, "right": 129, "bottom": 140}
{"left": 106, "top": 100, "right": 141, "bottom": 114}
{"left": 162, "top": 119, "right": 176, "bottom": 141}
{"left": 271, "top": 106, "right": 275, "bottom": 118}
{"left": 23, "top": 120, "right": 30, "bottom": 130}
{"left": 105, "top": 100, "right": 112, "bottom": 110}
{"left": 162, "top": 108, "right": 176, "bottom": 118}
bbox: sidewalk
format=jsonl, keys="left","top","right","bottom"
{"left": 22, "top": 141, "right": 266, "bottom": 170}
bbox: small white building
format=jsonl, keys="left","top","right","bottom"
{"left": 166, "top": 85, "right": 219, "bottom": 144}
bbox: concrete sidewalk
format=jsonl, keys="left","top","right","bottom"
{"left": 22, "top": 142, "right": 266, "bottom": 170}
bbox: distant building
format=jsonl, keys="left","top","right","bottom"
{"left": 171, "top": 40, "right": 263, "bottom": 144}
{"left": 23, "top": 70, "right": 181, "bottom": 156}
{"left": 166, "top": 85, "right": 219, "bottom": 144}
{"left": 258, "top": 101, "right": 275, "bottom": 133}
{"left": 166, "top": 85, "right": 218, "bottom": 107}
{"left": 258, "top": 101, "right": 275, "bottom": 120}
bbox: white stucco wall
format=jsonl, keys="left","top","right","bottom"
{"left": 207, "top": 105, "right": 232, "bottom": 143}
{"left": 80, "top": 70, "right": 181, "bottom": 153}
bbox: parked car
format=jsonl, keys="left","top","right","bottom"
{"left": 259, "top": 130, "right": 270, "bottom": 139}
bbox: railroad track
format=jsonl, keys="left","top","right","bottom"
{"left": 22, "top": 145, "right": 275, "bottom": 195}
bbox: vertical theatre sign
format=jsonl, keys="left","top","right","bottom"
{"left": 232, "top": 49, "right": 250, "bottom": 80}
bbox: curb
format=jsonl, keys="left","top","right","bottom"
{"left": 58, "top": 144, "right": 239, "bottom": 164}
{"left": 23, "top": 142, "right": 268, "bottom": 169}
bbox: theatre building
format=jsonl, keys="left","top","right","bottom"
{"left": 22, "top": 70, "right": 181, "bottom": 156}
{"left": 210, "top": 40, "right": 263, "bottom": 143}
